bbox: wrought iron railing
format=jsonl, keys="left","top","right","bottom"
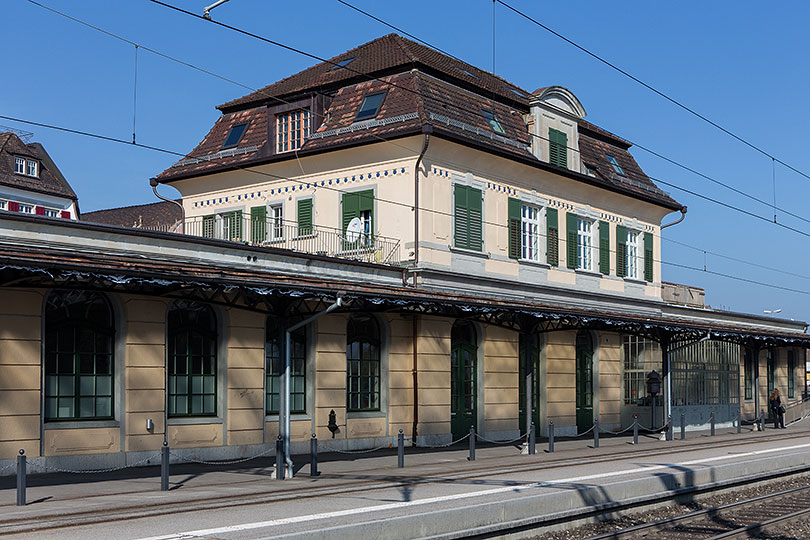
{"left": 183, "top": 215, "right": 401, "bottom": 265}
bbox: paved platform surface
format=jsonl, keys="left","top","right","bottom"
{"left": 1, "top": 420, "right": 809, "bottom": 539}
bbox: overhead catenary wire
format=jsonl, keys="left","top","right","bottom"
{"left": 494, "top": 0, "right": 810, "bottom": 187}
{"left": 13, "top": 5, "right": 810, "bottom": 295}
{"left": 31, "top": 0, "right": 810, "bottom": 233}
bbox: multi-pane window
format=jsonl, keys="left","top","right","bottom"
{"left": 168, "top": 301, "right": 217, "bottom": 417}
{"left": 482, "top": 109, "right": 506, "bottom": 135}
{"left": 14, "top": 157, "right": 38, "bottom": 177}
{"left": 577, "top": 218, "right": 593, "bottom": 271}
{"left": 44, "top": 208, "right": 59, "bottom": 217}
{"left": 269, "top": 204, "right": 284, "bottom": 241}
{"left": 342, "top": 190, "right": 374, "bottom": 249}
{"left": 744, "top": 349, "right": 754, "bottom": 400}
{"left": 788, "top": 350, "right": 795, "bottom": 399}
{"left": 18, "top": 204, "right": 33, "bottom": 214}
{"left": 265, "top": 320, "right": 306, "bottom": 415}
{"left": 606, "top": 154, "right": 625, "bottom": 175}
{"left": 767, "top": 348, "right": 776, "bottom": 395}
{"left": 276, "top": 109, "right": 310, "bottom": 153}
{"left": 670, "top": 340, "right": 740, "bottom": 406}
{"left": 44, "top": 291, "right": 113, "bottom": 421}
{"left": 626, "top": 230, "right": 640, "bottom": 279}
{"left": 0, "top": 200, "right": 5, "bottom": 210}
{"left": 521, "top": 204, "right": 542, "bottom": 261}
{"left": 347, "top": 315, "right": 381, "bottom": 412}
{"left": 623, "top": 335, "right": 661, "bottom": 405}
{"left": 27, "top": 160, "right": 37, "bottom": 177}
{"left": 15, "top": 157, "right": 25, "bottom": 174}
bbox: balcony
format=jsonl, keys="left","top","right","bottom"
{"left": 182, "top": 214, "right": 402, "bottom": 266}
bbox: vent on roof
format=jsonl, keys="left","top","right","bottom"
{"left": 508, "top": 87, "right": 527, "bottom": 98}
{"left": 331, "top": 57, "right": 356, "bottom": 71}
{"left": 453, "top": 65, "right": 478, "bottom": 79}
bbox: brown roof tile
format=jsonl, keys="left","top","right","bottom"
{"left": 0, "top": 132, "right": 77, "bottom": 200}
{"left": 82, "top": 200, "right": 182, "bottom": 229}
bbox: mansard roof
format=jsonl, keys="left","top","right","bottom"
{"left": 157, "top": 34, "right": 682, "bottom": 211}
{"left": 0, "top": 132, "right": 77, "bottom": 200}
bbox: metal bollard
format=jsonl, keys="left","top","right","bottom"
{"left": 681, "top": 413, "right": 686, "bottom": 440}
{"left": 633, "top": 415, "right": 638, "bottom": 445}
{"left": 710, "top": 412, "right": 715, "bottom": 436}
{"left": 593, "top": 419, "right": 599, "bottom": 449}
{"left": 737, "top": 415, "right": 741, "bottom": 434}
{"left": 548, "top": 421, "right": 555, "bottom": 453}
{"left": 666, "top": 415, "right": 673, "bottom": 441}
{"left": 529, "top": 422, "right": 536, "bottom": 455}
{"left": 310, "top": 433, "right": 320, "bottom": 477}
{"left": 759, "top": 410, "right": 764, "bottom": 432}
{"left": 397, "top": 429, "right": 404, "bottom": 468}
{"left": 160, "top": 442, "right": 169, "bottom": 492}
{"left": 275, "top": 435, "right": 285, "bottom": 480}
{"left": 468, "top": 426, "right": 476, "bottom": 461}
{"left": 16, "top": 449, "right": 26, "bottom": 506}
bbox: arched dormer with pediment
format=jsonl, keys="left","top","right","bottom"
{"left": 528, "top": 86, "right": 586, "bottom": 173}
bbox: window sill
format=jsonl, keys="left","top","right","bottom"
{"left": 347, "top": 411, "right": 385, "bottom": 419}
{"left": 264, "top": 414, "right": 311, "bottom": 421}
{"left": 167, "top": 417, "right": 223, "bottom": 426}
{"left": 44, "top": 420, "right": 119, "bottom": 430}
{"left": 516, "top": 258, "right": 550, "bottom": 269}
{"left": 623, "top": 277, "right": 648, "bottom": 285}
{"left": 449, "top": 246, "right": 489, "bottom": 259}
{"left": 575, "top": 268, "right": 603, "bottom": 278}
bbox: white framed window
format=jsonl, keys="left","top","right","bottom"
{"left": 521, "top": 204, "right": 542, "bottom": 261}
{"left": 15, "top": 158, "right": 25, "bottom": 174}
{"left": 44, "top": 208, "right": 59, "bottom": 218}
{"left": 276, "top": 109, "right": 310, "bottom": 153}
{"left": 0, "top": 200, "right": 5, "bottom": 210}
{"left": 27, "top": 160, "right": 38, "bottom": 177}
{"left": 577, "top": 217, "right": 594, "bottom": 271}
{"left": 626, "top": 230, "right": 640, "bottom": 279}
{"left": 359, "top": 208, "right": 372, "bottom": 247}
{"left": 269, "top": 203, "right": 284, "bottom": 241}
{"left": 18, "top": 204, "right": 33, "bottom": 214}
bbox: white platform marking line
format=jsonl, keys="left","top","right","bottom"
{"left": 135, "top": 441, "right": 810, "bottom": 540}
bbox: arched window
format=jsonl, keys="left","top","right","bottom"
{"left": 44, "top": 290, "right": 114, "bottom": 420}
{"left": 347, "top": 315, "right": 380, "bottom": 411}
{"left": 266, "top": 318, "right": 307, "bottom": 414}
{"left": 167, "top": 301, "right": 217, "bottom": 417}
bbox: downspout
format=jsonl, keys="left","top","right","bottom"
{"left": 282, "top": 295, "right": 343, "bottom": 479}
{"left": 412, "top": 125, "right": 433, "bottom": 287}
{"left": 150, "top": 177, "right": 185, "bottom": 234}
{"left": 412, "top": 315, "right": 419, "bottom": 444}
{"left": 661, "top": 206, "right": 687, "bottom": 229}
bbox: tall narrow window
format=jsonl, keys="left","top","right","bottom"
{"left": 744, "top": 348, "right": 753, "bottom": 400}
{"left": 269, "top": 203, "right": 284, "bottom": 241}
{"left": 297, "top": 198, "right": 313, "bottom": 236}
{"left": 521, "top": 204, "right": 541, "bottom": 261}
{"left": 265, "top": 319, "right": 306, "bottom": 415}
{"left": 626, "top": 230, "right": 640, "bottom": 279}
{"left": 168, "top": 301, "right": 217, "bottom": 417}
{"left": 549, "top": 128, "right": 568, "bottom": 169}
{"left": 347, "top": 315, "right": 380, "bottom": 412}
{"left": 788, "top": 350, "right": 795, "bottom": 399}
{"left": 623, "top": 335, "right": 661, "bottom": 405}
{"left": 14, "top": 157, "right": 25, "bottom": 174}
{"left": 44, "top": 291, "right": 114, "bottom": 421}
{"left": 276, "top": 110, "right": 310, "bottom": 153}
{"left": 767, "top": 348, "right": 776, "bottom": 395}
{"left": 454, "top": 184, "right": 483, "bottom": 251}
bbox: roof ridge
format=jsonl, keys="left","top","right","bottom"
{"left": 83, "top": 198, "right": 181, "bottom": 215}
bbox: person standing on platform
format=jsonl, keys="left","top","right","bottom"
{"left": 770, "top": 388, "right": 786, "bottom": 429}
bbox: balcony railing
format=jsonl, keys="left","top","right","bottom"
{"left": 183, "top": 215, "right": 402, "bottom": 266}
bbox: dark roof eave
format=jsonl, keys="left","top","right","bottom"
{"left": 429, "top": 125, "right": 683, "bottom": 212}
{"left": 0, "top": 179, "right": 78, "bottom": 201}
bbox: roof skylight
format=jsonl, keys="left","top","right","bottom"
{"left": 331, "top": 57, "right": 356, "bottom": 71}
{"left": 481, "top": 109, "right": 506, "bottom": 135}
{"left": 222, "top": 123, "right": 248, "bottom": 149}
{"left": 355, "top": 92, "right": 386, "bottom": 121}
{"left": 453, "top": 65, "right": 478, "bottom": 79}
{"left": 605, "top": 153, "right": 625, "bottom": 175}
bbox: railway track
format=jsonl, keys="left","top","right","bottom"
{"left": 582, "top": 484, "right": 810, "bottom": 540}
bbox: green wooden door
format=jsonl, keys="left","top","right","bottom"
{"left": 451, "top": 343, "right": 477, "bottom": 439}
{"left": 576, "top": 330, "right": 594, "bottom": 433}
{"left": 518, "top": 336, "right": 541, "bottom": 433}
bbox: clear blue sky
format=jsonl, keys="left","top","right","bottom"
{"left": 4, "top": 0, "right": 810, "bottom": 322}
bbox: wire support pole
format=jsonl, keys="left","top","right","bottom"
{"left": 132, "top": 44, "right": 139, "bottom": 144}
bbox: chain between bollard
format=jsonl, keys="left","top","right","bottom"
{"left": 474, "top": 432, "right": 528, "bottom": 445}
{"left": 37, "top": 453, "right": 160, "bottom": 474}
{"left": 415, "top": 432, "right": 470, "bottom": 449}
{"left": 168, "top": 446, "right": 275, "bottom": 466}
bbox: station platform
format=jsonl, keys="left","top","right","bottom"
{"left": 1, "top": 418, "right": 809, "bottom": 539}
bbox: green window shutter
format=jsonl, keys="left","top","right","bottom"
{"left": 229, "top": 210, "right": 243, "bottom": 241}
{"left": 549, "top": 128, "right": 568, "bottom": 169}
{"left": 251, "top": 206, "right": 266, "bottom": 244}
{"left": 546, "top": 207, "right": 558, "bottom": 266}
{"left": 616, "top": 225, "right": 627, "bottom": 278}
{"left": 202, "top": 215, "right": 215, "bottom": 238}
{"left": 453, "top": 184, "right": 469, "bottom": 250}
{"left": 599, "top": 220, "right": 610, "bottom": 275}
{"left": 297, "top": 198, "right": 313, "bottom": 236}
{"left": 467, "top": 187, "right": 483, "bottom": 251}
{"left": 508, "top": 197, "right": 521, "bottom": 259}
{"left": 342, "top": 192, "right": 360, "bottom": 236}
{"left": 643, "top": 232, "right": 653, "bottom": 282}
{"left": 566, "top": 212, "right": 578, "bottom": 269}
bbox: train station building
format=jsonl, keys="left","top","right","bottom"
{"left": 1, "top": 34, "right": 808, "bottom": 470}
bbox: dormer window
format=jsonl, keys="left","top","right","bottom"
{"left": 355, "top": 92, "right": 386, "bottom": 121}
{"left": 14, "top": 157, "right": 38, "bottom": 177}
{"left": 276, "top": 110, "right": 310, "bottom": 153}
{"left": 331, "top": 57, "right": 356, "bottom": 71}
{"left": 222, "top": 123, "right": 248, "bottom": 149}
{"left": 482, "top": 109, "right": 506, "bottom": 135}
{"left": 606, "top": 154, "right": 625, "bottom": 175}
